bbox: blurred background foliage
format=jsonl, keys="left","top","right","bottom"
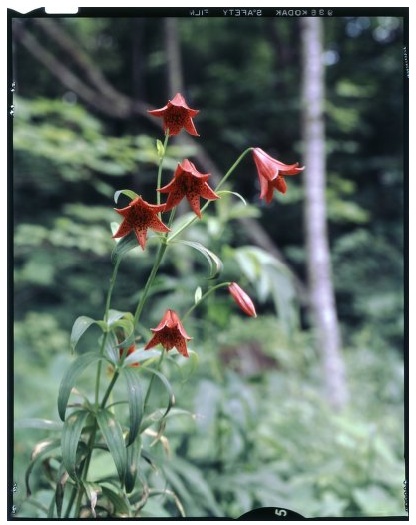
{"left": 12, "top": 12, "right": 406, "bottom": 518}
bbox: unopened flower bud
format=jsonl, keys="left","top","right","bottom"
{"left": 228, "top": 282, "right": 257, "bottom": 318}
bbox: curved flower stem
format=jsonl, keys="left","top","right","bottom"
{"left": 156, "top": 132, "right": 170, "bottom": 211}
{"left": 167, "top": 148, "right": 253, "bottom": 243}
{"left": 215, "top": 147, "right": 253, "bottom": 192}
{"left": 182, "top": 282, "right": 231, "bottom": 322}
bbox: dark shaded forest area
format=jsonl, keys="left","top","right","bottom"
{"left": 11, "top": 10, "right": 407, "bottom": 519}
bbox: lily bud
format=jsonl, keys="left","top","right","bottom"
{"left": 228, "top": 282, "right": 257, "bottom": 318}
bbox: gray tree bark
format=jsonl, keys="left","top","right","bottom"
{"left": 164, "top": 18, "right": 184, "bottom": 96}
{"left": 300, "top": 17, "right": 349, "bottom": 409}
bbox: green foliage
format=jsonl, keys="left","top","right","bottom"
{"left": 232, "top": 245, "right": 299, "bottom": 334}
{"left": 14, "top": 96, "right": 197, "bottom": 199}
{"left": 333, "top": 228, "right": 404, "bottom": 347}
{"left": 163, "top": 316, "right": 405, "bottom": 518}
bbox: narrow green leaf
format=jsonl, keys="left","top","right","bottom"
{"left": 124, "top": 347, "right": 160, "bottom": 367}
{"left": 111, "top": 231, "right": 139, "bottom": 264}
{"left": 173, "top": 240, "right": 223, "bottom": 279}
{"left": 139, "top": 368, "right": 175, "bottom": 432}
{"left": 58, "top": 352, "right": 104, "bottom": 421}
{"left": 25, "top": 439, "right": 61, "bottom": 496}
{"left": 140, "top": 448, "right": 160, "bottom": 472}
{"left": 55, "top": 470, "right": 68, "bottom": 518}
{"left": 128, "top": 471, "right": 150, "bottom": 509}
{"left": 117, "top": 333, "right": 136, "bottom": 363}
{"left": 149, "top": 488, "right": 186, "bottom": 518}
{"left": 141, "top": 407, "right": 195, "bottom": 435}
{"left": 146, "top": 368, "right": 175, "bottom": 419}
{"left": 47, "top": 493, "right": 56, "bottom": 519}
{"left": 61, "top": 409, "right": 90, "bottom": 482}
{"left": 114, "top": 189, "right": 139, "bottom": 203}
{"left": 96, "top": 409, "right": 127, "bottom": 485}
{"left": 121, "top": 367, "right": 144, "bottom": 446}
{"left": 70, "top": 316, "right": 104, "bottom": 353}
{"left": 103, "top": 331, "right": 119, "bottom": 365}
{"left": 162, "top": 466, "right": 192, "bottom": 512}
{"left": 107, "top": 309, "right": 132, "bottom": 326}
{"left": 101, "top": 485, "right": 131, "bottom": 517}
{"left": 111, "top": 318, "right": 135, "bottom": 343}
{"left": 217, "top": 189, "right": 247, "bottom": 206}
{"left": 169, "top": 456, "right": 224, "bottom": 516}
{"left": 125, "top": 437, "right": 142, "bottom": 494}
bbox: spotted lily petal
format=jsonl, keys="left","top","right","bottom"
{"left": 252, "top": 147, "right": 304, "bottom": 203}
{"left": 144, "top": 309, "right": 192, "bottom": 358}
{"left": 112, "top": 196, "right": 170, "bottom": 250}
{"left": 159, "top": 159, "right": 219, "bottom": 218}
{"left": 148, "top": 93, "right": 200, "bottom": 137}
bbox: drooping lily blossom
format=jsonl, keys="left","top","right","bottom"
{"left": 144, "top": 309, "right": 192, "bottom": 358}
{"left": 228, "top": 282, "right": 257, "bottom": 318}
{"left": 159, "top": 159, "right": 219, "bottom": 218}
{"left": 112, "top": 196, "right": 170, "bottom": 250}
{"left": 252, "top": 147, "right": 304, "bottom": 203}
{"left": 147, "top": 93, "right": 200, "bottom": 137}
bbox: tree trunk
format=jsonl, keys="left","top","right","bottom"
{"left": 164, "top": 17, "right": 184, "bottom": 96}
{"left": 132, "top": 18, "right": 146, "bottom": 102}
{"left": 300, "top": 17, "right": 348, "bottom": 410}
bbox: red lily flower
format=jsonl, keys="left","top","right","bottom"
{"left": 159, "top": 159, "right": 219, "bottom": 218}
{"left": 144, "top": 309, "right": 192, "bottom": 358}
{"left": 147, "top": 93, "right": 200, "bottom": 137}
{"left": 112, "top": 196, "right": 170, "bottom": 250}
{"left": 252, "top": 147, "right": 304, "bottom": 203}
{"left": 228, "top": 282, "right": 257, "bottom": 318}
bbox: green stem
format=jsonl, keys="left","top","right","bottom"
{"left": 74, "top": 483, "right": 85, "bottom": 518}
{"left": 100, "top": 369, "right": 120, "bottom": 409}
{"left": 167, "top": 148, "right": 252, "bottom": 243}
{"left": 182, "top": 282, "right": 231, "bottom": 322}
{"left": 215, "top": 147, "right": 253, "bottom": 192}
{"left": 156, "top": 132, "right": 170, "bottom": 209}
{"left": 95, "top": 257, "right": 121, "bottom": 407}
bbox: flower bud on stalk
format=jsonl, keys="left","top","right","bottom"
{"left": 228, "top": 282, "right": 257, "bottom": 318}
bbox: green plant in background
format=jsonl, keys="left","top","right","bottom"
{"left": 14, "top": 93, "right": 304, "bottom": 518}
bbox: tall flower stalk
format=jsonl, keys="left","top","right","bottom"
{"left": 20, "top": 92, "right": 303, "bottom": 519}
